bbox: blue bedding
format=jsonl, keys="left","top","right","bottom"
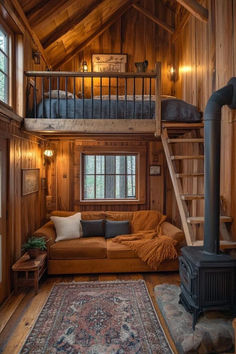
{"left": 34, "top": 98, "right": 155, "bottom": 119}
{"left": 31, "top": 98, "right": 202, "bottom": 122}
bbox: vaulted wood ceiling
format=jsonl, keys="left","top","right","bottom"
{"left": 17, "top": 0, "right": 207, "bottom": 69}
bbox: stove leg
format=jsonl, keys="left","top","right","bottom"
{"left": 193, "top": 309, "right": 200, "bottom": 330}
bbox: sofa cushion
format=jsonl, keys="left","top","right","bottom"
{"left": 105, "top": 211, "right": 134, "bottom": 223}
{"left": 105, "top": 220, "right": 130, "bottom": 239}
{"left": 106, "top": 239, "right": 137, "bottom": 259}
{"left": 81, "top": 219, "right": 105, "bottom": 237}
{"left": 50, "top": 213, "right": 82, "bottom": 242}
{"left": 81, "top": 211, "right": 106, "bottom": 220}
{"left": 50, "top": 237, "right": 107, "bottom": 259}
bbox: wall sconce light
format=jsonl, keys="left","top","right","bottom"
{"left": 168, "top": 65, "right": 178, "bottom": 82}
{"left": 44, "top": 148, "right": 54, "bottom": 165}
{"left": 32, "top": 50, "right": 41, "bottom": 65}
{"left": 81, "top": 60, "right": 88, "bottom": 72}
{"left": 44, "top": 149, "right": 54, "bottom": 157}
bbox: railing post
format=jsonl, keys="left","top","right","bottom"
{"left": 155, "top": 62, "right": 161, "bottom": 137}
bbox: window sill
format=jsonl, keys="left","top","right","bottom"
{"left": 78, "top": 199, "right": 145, "bottom": 205}
{"left": 0, "top": 101, "right": 23, "bottom": 123}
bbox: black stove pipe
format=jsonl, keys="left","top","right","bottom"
{"left": 204, "top": 77, "right": 236, "bottom": 254}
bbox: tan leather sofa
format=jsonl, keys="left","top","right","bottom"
{"left": 34, "top": 210, "right": 185, "bottom": 275}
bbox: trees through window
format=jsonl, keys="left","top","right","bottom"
{"left": 82, "top": 154, "right": 136, "bottom": 200}
{"left": 0, "top": 25, "right": 9, "bottom": 104}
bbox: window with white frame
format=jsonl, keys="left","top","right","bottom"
{"left": 0, "top": 25, "right": 10, "bottom": 105}
{"left": 82, "top": 154, "right": 137, "bottom": 200}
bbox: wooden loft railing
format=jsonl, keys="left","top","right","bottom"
{"left": 24, "top": 62, "right": 162, "bottom": 135}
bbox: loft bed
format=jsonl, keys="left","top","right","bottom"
{"left": 24, "top": 63, "right": 201, "bottom": 135}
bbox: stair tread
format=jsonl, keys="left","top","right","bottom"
{"left": 181, "top": 194, "right": 204, "bottom": 200}
{"left": 171, "top": 155, "right": 204, "bottom": 160}
{"left": 187, "top": 216, "right": 232, "bottom": 224}
{"left": 193, "top": 240, "right": 236, "bottom": 249}
{"left": 176, "top": 173, "right": 204, "bottom": 178}
{"left": 168, "top": 138, "right": 204, "bottom": 143}
{"left": 162, "top": 122, "right": 204, "bottom": 128}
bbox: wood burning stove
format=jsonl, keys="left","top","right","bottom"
{"left": 179, "top": 78, "right": 236, "bottom": 329}
{"left": 179, "top": 247, "right": 236, "bottom": 329}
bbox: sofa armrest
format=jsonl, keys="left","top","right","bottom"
{"left": 33, "top": 221, "right": 56, "bottom": 251}
{"left": 160, "top": 221, "right": 185, "bottom": 249}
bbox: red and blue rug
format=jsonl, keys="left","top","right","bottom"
{"left": 21, "top": 280, "right": 172, "bottom": 353}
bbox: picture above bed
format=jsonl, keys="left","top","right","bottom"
{"left": 92, "top": 54, "right": 127, "bottom": 72}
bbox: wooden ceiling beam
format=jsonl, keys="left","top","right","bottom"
{"left": 172, "top": 10, "right": 191, "bottom": 41}
{"left": 53, "top": 0, "right": 133, "bottom": 70}
{"left": 175, "top": 0, "right": 208, "bottom": 22}
{"left": 132, "top": 3, "right": 174, "bottom": 34}
{"left": 42, "top": 0, "right": 103, "bottom": 49}
{"left": 10, "top": 0, "right": 52, "bottom": 68}
{"left": 27, "top": 0, "right": 76, "bottom": 28}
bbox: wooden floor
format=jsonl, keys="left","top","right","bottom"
{"left": 0, "top": 272, "right": 180, "bottom": 354}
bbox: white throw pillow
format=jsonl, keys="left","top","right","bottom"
{"left": 50, "top": 213, "right": 82, "bottom": 242}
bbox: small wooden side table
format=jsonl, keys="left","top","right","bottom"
{"left": 12, "top": 252, "right": 47, "bottom": 294}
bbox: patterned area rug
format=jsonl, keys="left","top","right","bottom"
{"left": 20, "top": 280, "right": 172, "bottom": 354}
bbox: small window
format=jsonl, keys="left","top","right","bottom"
{"left": 82, "top": 154, "right": 137, "bottom": 200}
{"left": 0, "top": 25, "right": 9, "bottom": 104}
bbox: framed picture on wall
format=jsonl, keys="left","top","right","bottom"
{"left": 92, "top": 54, "right": 127, "bottom": 72}
{"left": 22, "top": 168, "right": 40, "bottom": 196}
{"left": 149, "top": 165, "right": 161, "bottom": 176}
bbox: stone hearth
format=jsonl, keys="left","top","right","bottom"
{"left": 154, "top": 284, "right": 235, "bottom": 354}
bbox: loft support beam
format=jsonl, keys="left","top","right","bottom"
{"left": 175, "top": 0, "right": 208, "bottom": 22}
{"left": 132, "top": 3, "right": 174, "bottom": 34}
{"left": 53, "top": 1, "right": 133, "bottom": 69}
{"left": 10, "top": 0, "right": 51, "bottom": 68}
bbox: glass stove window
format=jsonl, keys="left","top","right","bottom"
{"left": 83, "top": 154, "right": 136, "bottom": 200}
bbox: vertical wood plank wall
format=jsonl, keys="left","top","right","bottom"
{"left": 0, "top": 0, "right": 48, "bottom": 299}
{"left": 46, "top": 137, "right": 166, "bottom": 214}
{"left": 60, "top": 0, "right": 175, "bottom": 96}
{"left": 173, "top": 0, "right": 236, "bottom": 238}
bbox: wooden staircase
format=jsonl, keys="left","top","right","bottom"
{"left": 161, "top": 122, "right": 236, "bottom": 248}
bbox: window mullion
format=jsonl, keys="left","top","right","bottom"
{"left": 104, "top": 155, "right": 107, "bottom": 199}
{"left": 94, "top": 156, "right": 96, "bottom": 199}
{"left": 114, "top": 156, "right": 116, "bottom": 199}
{"left": 125, "top": 155, "right": 127, "bottom": 198}
{"left": 0, "top": 48, "right": 8, "bottom": 58}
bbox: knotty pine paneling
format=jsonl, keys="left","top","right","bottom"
{"left": 0, "top": 115, "right": 47, "bottom": 301}
{"left": 59, "top": 0, "right": 175, "bottom": 96}
{"left": 174, "top": 0, "right": 236, "bottom": 239}
{"left": 46, "top": 137, "right": 166, "bottom": 214}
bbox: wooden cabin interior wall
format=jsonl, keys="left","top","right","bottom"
{"left": 0, "top": 0, "right": 48, "bottom": 298}
{"left": 59, "top": 0, "right": 175, "bottom": 96}
{"left": 45, "top": 137, "right": 166, "bottom": 214}
{"left": 172, "top": 0, "right": 236, "bottom": 239}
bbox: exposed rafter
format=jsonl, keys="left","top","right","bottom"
{"left": 10, "top": 0, "right": 51, "bottom": 68}
{"left": 27, "top": 0, "right": 76, "bottom": 28}
{"left": 172, "top": 9, "right": 191, "bottom": 41}
{"left": 42, "top": 0, "right": 103, "bottom": 49}
{"left": 175, "top": 0, "right": 208, "bottom": 22}
{"left": 132, "top": 3, "right": 174, "bottom": 34}
{"left": 53, "top": 0, "right": 133, "bottom": 70}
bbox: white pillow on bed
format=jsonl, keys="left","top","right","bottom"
{"left": 44, "top": 90, "right": 74, "bottom": 99}
{"left": 50, "top": 212, "right": 82, "bottom": 242}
